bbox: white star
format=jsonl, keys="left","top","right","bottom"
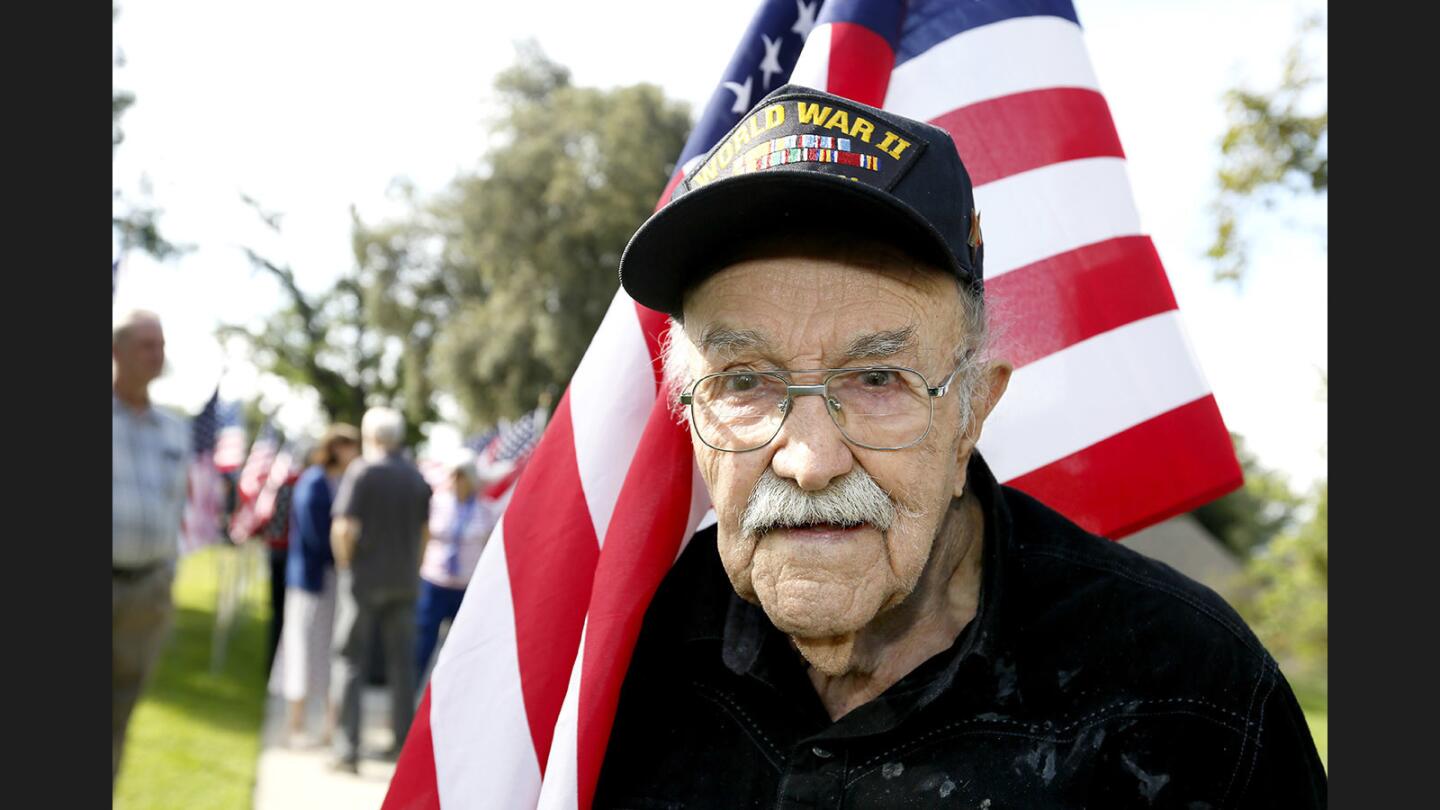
{"left": 791, "top": 0, "right": 820, "bottom": 39}
{"left": 722, "top": 76, "right": 754, "bottom": 114}
{"left": 759, "top": 33, "right": 784, "bottom": 89}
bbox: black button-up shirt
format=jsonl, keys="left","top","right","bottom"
{"left": 595, "top": 454, "right": 1326, "bottom": 808}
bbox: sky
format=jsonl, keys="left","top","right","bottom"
{"left": 112, "top": 0, "right": 1328, "bottom": 491}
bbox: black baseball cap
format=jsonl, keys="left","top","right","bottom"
{"left": 619, "top": 84, "right": 983, "bottom": 318}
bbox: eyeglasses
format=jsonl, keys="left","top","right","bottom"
{"left": 679, "top": 365, "right": 963, "bottom": 453}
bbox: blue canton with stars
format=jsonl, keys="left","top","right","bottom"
{"left": 675, "top": 0, "right": 824, "bottom": 172}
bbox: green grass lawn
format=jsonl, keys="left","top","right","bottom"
{"left": 115, "top": 545, "right": 271, "bottom": 810}
{"left": 1303, "top": 706, "right": 1328, "bottom": 772}
{"left": 1292, "top": 677, "right": 1328, "bottom": 772}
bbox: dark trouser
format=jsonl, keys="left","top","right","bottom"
{"left": 331, "top": 570, "right": 416, "bottom": 763}
{"left": 414, "top": 580, "right": 466, "bottom": 688}
{"left": 267, "top": 545, "right": 287, "bottom": 676}
{"left": 113, "top": 562, "right": 175, "bottom": 789}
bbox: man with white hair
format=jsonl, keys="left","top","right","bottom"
{"left": 112, "top": 309, "right": 190, "bottom": 787}
{"left": 594, "top": 86, "right": 1325, "bottom": 806}
{"left": 328, "top": 406, "right": 432, "bottom": 772}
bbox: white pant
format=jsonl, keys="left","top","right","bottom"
{"left": 277, "top": 569, "right": 337, "bottom": 704}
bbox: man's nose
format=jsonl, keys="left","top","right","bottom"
{"left": 769, "top": 393, "right": 853, "bottom": 491}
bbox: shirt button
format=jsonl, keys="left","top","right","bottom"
{"left": 811, "top": 746, "right": 834, "bottom": 759}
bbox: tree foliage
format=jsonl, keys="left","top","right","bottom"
{"left": 227, "top": 45, "right": 691, "bottom": 439}
{"left": 1207, "top": 14, "right": 1327, "bottom": 283}
{"left": 112, "top": 3, "right": 187, "bottom": 261}
{"left": 218, "top": 197, "right": 430, "bottom": 445}
{"left": 1191, "top": 433, "right": 1302, "bottom": 558}
{"left": 360, "top": 44, "right": 692, "bottom": 428}
{"left": 1237, "top": 482, "right": 1327, "bottom": 696}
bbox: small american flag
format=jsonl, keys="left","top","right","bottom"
{"left": 228, "top": 422, "right": 279, "bottom": 542}
{"left": 252, "top": 443, "right": 300, "bottom": 541}
{"left": 213, "top": 402, "right": 247, "bottom": 473}
{"left": 463, "top": 426, "right": 499, "bottom": 456}
{"left": 179, "top": 388, "right": 226, "bottom": 554}
{"left": 479, "top": 408, "right": 545, "bottom": 465}
{"left": 476, "top": 408, "right": 547, "bottom": 502}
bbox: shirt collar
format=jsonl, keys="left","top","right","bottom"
{"left": 113, "top": 391, "right": 159, "bottom": 424}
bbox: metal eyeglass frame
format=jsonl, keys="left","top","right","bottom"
{"left": 679, "top": 364, "right": 964, "bottom": 452}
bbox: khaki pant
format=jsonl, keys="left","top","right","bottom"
{"left": 113, "top": 562, "right": 174, "bottom": 788}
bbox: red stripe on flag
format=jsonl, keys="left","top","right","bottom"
{"left": 502, "top": 391, "right": 602, "bottom": 770}
{"left": 576, "top": 397, "right": 696, "bottom": 810}
{"left": 656, "top": 169, "right": 686, "bottom": 211}
{"left": 823, "top": 22, "right": 895, "bottom": 106}
{"left": 987, "top": 236, "right": 1178, "bottom": 369}
{"left": 932, "top": 88, "right": 1126, "bottom": 186}
{"left": 1003, "top": 395, "right": 1243, "bottom": 539}
{"left": 382, "top": 687, "right": 441, "bottom": 810}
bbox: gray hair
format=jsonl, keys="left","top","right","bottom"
{"left": 740, "top": 466, "right": 920, "bottom": 538}
{"left": 361, "top": 406, "right": 406, "bottom": 452}
{"left": 660, "top": 278, "right": 992, "bottom": 434}
{"left": 112, "top": 309, "right": 162, "bottom": 346}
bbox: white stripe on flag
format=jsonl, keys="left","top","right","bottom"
{"left": 884, "top": 15, "right": 1099, "bottom": 122}
{"left": 978, "top": 311, "right": 1212, "bottom": 482}
{"left": 788, "top": 22, "right": 831, "bottom": 91}
{"left": 974, "top": 157, "right": 1144, "bottom": 279}
{"left": 535, "top": 622, "right": 586, "bottom": 810}
{"left": 569, "top": 291, "right": 657, "bottom": 548}
{"left": 432, "top": 522, "right": 542, "bottom": 809}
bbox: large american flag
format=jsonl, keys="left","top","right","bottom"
{"left": 383, "top": 2, "right": 1241, "bottom": 808}
{"left": 179, "top": 388, "right": 227, "bottom": 554}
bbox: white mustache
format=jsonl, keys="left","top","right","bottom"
{"left": 740, "top": 467, "right": 909, "bottom": 537}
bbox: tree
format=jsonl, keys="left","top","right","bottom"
{"left": 369, "top": 44, "right": 693, "bottom": 427}
{"left": 112, "top": 3, "right": 187, "bottom": 261}
{"left": 1207, "top": 14, "right": 1326, "bottom": 283}
{"left": 218, "top": 196, "right": 426, "bottom": 444}
{"left": 1191, "top": 433, "right": 1302, "bottom": 559}
{"left": 349, "top": 189, "right": 450, "bottom": 437}
{"left": 1236, "top": 481, "right": 1326, "bottom": 695}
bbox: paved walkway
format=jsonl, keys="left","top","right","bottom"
{"left": 253, "top": 686, "right": 397, "bottom": 809}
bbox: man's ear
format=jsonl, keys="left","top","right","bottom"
{"left": 955, "top": 360, "right": 1013, "bottom": 465}
{"left": 973, "top": 360, "right": 1012, "bottom": 432}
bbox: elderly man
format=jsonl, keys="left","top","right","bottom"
{"left": 112, "top": 309, "right": 190, "bottom": 787}
{"left": 594, "top": 86, "right": 1325, "bottom": 807}
{"left": 329, "top": 406, "right": 432, "bottom": 772}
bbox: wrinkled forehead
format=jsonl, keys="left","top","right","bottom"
{"left": 680, "top": 238, "right": 964, "bottom": 366}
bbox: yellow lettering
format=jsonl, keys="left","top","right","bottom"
{"left": 824, "top": 109, "right": 850, "bottom": 133}
{"left": 764, "top": 103, "right": 786, "bottom": 129}
{"left": 715, "top": 138, "right": 736, "bottom": 168}
{"left": 851, "top": 117, "right": 874, "bottom": 143}
{"left": 877, "top": 131, "right": 912, "bottom": 159}
{"left": 732, "top": 123, "right": 752, "bottom": 148}
{"left": 798, "top": 102, "right": 831, "bottom": 125}
{"left": 692, "top": 162, "right": 719, "bottom": 187}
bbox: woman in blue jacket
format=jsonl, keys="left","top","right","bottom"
{"left": 281, "top": 424, "right": 360, "bottom": 746}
